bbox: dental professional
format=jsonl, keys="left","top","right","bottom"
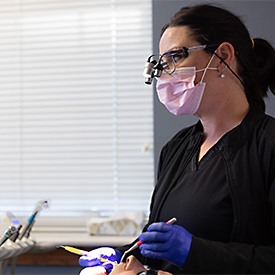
{"left": 79, "top": 4, "right": 275, "bottom": 274}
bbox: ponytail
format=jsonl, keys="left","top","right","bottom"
{"left": 253, "top": 38, "right": 275, "bottom": 96}
{"left": 238, "top": 38, "right": 275, "bottom": 111}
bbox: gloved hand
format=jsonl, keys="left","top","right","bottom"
{"left": 79, "top": 247, "right": 122, "bottom": 274}
{"left": 139, "top": 222, "right": 192, "bottom": 267}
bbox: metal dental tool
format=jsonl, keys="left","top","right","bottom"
{"left": 120, "top": 217, "right": 177, "bottom": 262}
{"left": 9, "top": 224, "right": 22, "bottom": 242}
{"left": 2, "top": 211, "right": 22, "bottom": 242}
{"left": 0, "top": 225, "right": 18, "bottom": 247}
{"left": 18, "top": 199, "right": 49, "bottom": 240}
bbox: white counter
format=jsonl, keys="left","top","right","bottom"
{"left": 29, "top": 231, "right": 136, "bottom": 253}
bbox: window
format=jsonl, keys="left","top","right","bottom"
{"left": 0, "top": 0, "right": 153, "bottom": 218}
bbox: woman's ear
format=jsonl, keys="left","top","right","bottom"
{"left": 214, "top": 42, "right": 237, "bottom": 75}
{"left": 215, "top": 42, "right": 235, "bottom": 65}
{"left": 215, "top": 42, "right": 235, "bottom": 70}
{"left": 124, "top": 256, "right": 133, "bottom": 270}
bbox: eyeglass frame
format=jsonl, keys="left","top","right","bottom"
{"left": 158, "top": 44, "right": 218, "bottom": 75}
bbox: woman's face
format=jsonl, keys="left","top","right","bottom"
{"left": 110, "top": 255, "right": 146, "bottom": 275}
{"left": 159, "top": 26, "right": 214, "bottom": 83}
{"left": 159, "top": 26, "right": 229, "bottom": 116}
{"left": 79, "top": 256, "right": 173, "bottom": 275}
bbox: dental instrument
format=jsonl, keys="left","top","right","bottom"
{"left": 0, "top": 225, "right": 18, "bottom": 246}
{"left": 9, "top": 224, "right": 22, "bottom": 242}
{"left": 2, "top": 211, "right": 22, "bottom": 242}
{"left": 58, "top": 245, "right": 89, "bottom": 256}
{"left": 120, "top": 217, "right": 177, "bottom": 262}
{"left": 18, "top": 199, "right": 49, "bottom": 240}
{"left": 58, "top": 245, "right": 111, "bottom": 264}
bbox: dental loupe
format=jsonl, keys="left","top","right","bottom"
{"left": 143, "top": 55, "right": 163, "bottom": 85}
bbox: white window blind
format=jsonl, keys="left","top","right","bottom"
{"left": 0, "top": 0, "right": 153, "bottom": 217}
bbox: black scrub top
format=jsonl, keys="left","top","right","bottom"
{"left": 158, "top": 142, "right": 233, "bottom": 242}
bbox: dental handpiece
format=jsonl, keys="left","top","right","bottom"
{"left": 0, "top": 225, "right": 18, "bottom": 247}
{"left": 9, "top": 224, "right": 22, "bottom": 242}
{"left": 120, "top": 217, "right": 177, "bottom": 262}
{"left": 18, "top": 212, "right": 37, "bottom": 240}
{"left": 18, "top": 199, "right": 49, "bottom": 240}
{"left": 3, "top": 211, "right": 22, "bottom": 242}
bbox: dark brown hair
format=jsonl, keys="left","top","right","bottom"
{"left": 161, "top": 4, "right": 275, "bottom": 111}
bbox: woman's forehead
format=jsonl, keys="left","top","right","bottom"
{"left": 159, "top": 26, "right": 195, "bottom": 53}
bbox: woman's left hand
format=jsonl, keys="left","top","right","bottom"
{"left": 139, "top": 222, "right": 192, "bottom": 267}
{"left": 79, "top": 247, "right": 121, "bottom": 274}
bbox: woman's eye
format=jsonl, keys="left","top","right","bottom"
{"left": 172, "top": 53, "right": 184, "bottom": 63}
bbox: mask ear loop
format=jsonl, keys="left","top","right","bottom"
{"left": 198, "top": 53, "right": 217, "bottom": 83}
{"left": 213, "top": 51, "right": 260, "bottom": 107}
{"left": 213, "top": 52, "right": 245, "bottom": 87}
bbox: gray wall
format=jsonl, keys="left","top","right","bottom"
{"left": 153, "top": 0, "right": 275, "bottom": 173}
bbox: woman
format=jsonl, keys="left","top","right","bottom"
{"left": 79, "top": 254, "right": 171, "bottom": 275}
{"left": 79, "top": 4, "right": 275, "bottom": 274}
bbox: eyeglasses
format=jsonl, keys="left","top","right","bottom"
{"left": 159, "top": 44, "right": 217, "bottom": 75}
{"left": 143, "top": 44, "right": 217, "bottom": 85}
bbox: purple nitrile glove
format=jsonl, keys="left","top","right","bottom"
{"left": 139, "top": 222, "right": 192, "bottom": 267}
{"left": 79, "top": 247, "right": 122, "bottom": 274}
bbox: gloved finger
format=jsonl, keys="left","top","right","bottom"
{"left": 79, "top": 256, "right": 102, "bottom": 267}
{"left": 139, "top": 231, "right": 169, "bottom": 243}
{"left": 100, "top": 252, "right": 119, "bottom": 262}
{"left": 95, "top": 247, "right": 120, "bottom": 260}
{"left": 139, "top": 241, "right": 170, "bottom": 252}
{"left": 140, "top": 249, "right": 167, "bottom": 260}
{"left": 147, "top": 222, "right": 172, "bottom": 232}
{"left": 102, "top": 261, "right": 116, "bottom": 274}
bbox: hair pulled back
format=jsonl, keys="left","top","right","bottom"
{"left": 162, "top": 4, "right": 275, "bottom": 111}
